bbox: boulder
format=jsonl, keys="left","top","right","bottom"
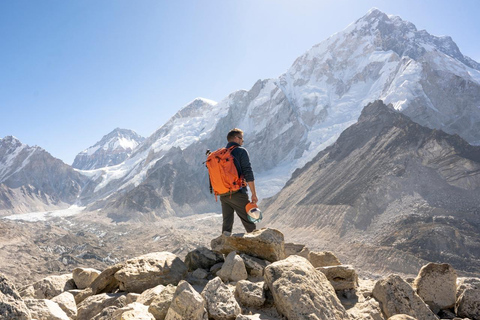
{"left": 240, "top": 254, "right": 269, "bottom": 278}
{"left": 316, "top": 265, "right": 358, "bottom": 290}
{"left": 412, "top": 263, "right": 457, "bottom": 313}
{"left": 201, "top": 277, "right": 241, "bottom": 320}
{"left": 75, "top": 263, "right": 124, "bottom": 304}
{"left": 387, "top": 315, "right": 418, "bottom": 320}
{"left": 235, "top": 280, "right": 266, "bottom": 308}
{"left": 455, "top": 277, "right": 480, "bottom": 320}
{"left": 148, "top": 284, "right": 176, "bottom": 320}
{"left": 217, "top": 251, "right": 248, "bottom": 283}
{"left": 211, "top": 228, "right": 286, "bottom": 262}
{"left": 77, "top": 293, "right": 126, "bottom": 320}
{"left": 72, "top": 267, "right": 101, "bottom": 289}
{"left": 115, "top": 252, "right": 188, "bottom": 293}
{"left": 137, "top": 284, "right": 166, "bottom": 306}
{"left": 0, "top": 273, "right": 31, "bottom": 320}
{"left": 24, "top": 299, "right": 70, "bottom": 320}
{"left": 284, "top": 243, "right": 310, "bottom": 259}
{"left": 372, "top": 274, "right": 437, "bottom": 320}
{"left": 264, "top": 255, "right": 349, "bottom": 320}
{"left": 26, "top": 274, "right": 76, "bottom": 299}
{"left": 308, "top": 251, "right": 341, "bottom": 268}
{"left": 184, "top": 246, "right": 224, "bottom": 271}
{"left": 346, "top": 297, "right": 384, "bottom": 320}
{"left": 164, "top": 280, "right": 207, "bottom": 320}
{"left": 51, "top": 292, "right": 77, "bottom": 319}
{"left": 111, "top": 302, "right": 156, "bottom": 319}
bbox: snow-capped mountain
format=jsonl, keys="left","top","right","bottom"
{"left": 0, "top": 136, "right": 86, "bottom": 216}
{"left": 77, "top": 8, "right": 480, "bottom": 220}
{"left": 72, "top": 128, "right": 145, "bottom": 170}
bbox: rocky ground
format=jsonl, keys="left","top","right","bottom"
{"left": 1, "top": 209, "right": 479, "bottom": 288}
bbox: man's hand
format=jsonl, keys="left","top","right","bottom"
{"left": 247, "top": 181, "right": 258, "bottom": 204}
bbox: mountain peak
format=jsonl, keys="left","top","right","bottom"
{"left": 72, "top": 128, "right": 145, "bottom": 170}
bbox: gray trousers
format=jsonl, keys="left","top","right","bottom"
{"left": 220, "top": 192, "right": 256, "bottom": 233}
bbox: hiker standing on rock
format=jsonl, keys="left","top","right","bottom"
{"left": 206, "top": 128, "right": 258, "bottom": 234}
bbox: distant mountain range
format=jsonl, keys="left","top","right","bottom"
{"left": 262, "top": 100, "right": 480, "bottom": 274}
{"left": 1, "top": 8, "right": 479, "bottom": 221}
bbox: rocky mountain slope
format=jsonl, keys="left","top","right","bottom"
{"left": 1, "top": 229, "right": 479, "bottom": 320}
{"left": 262, "top": 100, "right": 480, "bottom": 276}
{"left": 76, "top": 8, "right": 480, "bottom": 221}
{"left": 72, "top": 128, "right": 144, "bottom": 170}
{"left": 0, "top": 136, "right": 87, "bottom": 216}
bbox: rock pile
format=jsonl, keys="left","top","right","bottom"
{"left": 1, "top": 228, "right": 479, "bottom": 320}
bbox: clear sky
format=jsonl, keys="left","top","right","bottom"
{"left": 1, "top": 0, "right": 479, "bottom": 165}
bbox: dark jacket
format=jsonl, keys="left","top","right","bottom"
{"left": 226, "top": 141, "right": 254, "bottom": 194}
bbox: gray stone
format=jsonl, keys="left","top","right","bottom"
{"left": 201, "top": 277, "right": 241, "bottom": 320}
{"left": 192, "top": 268, "right": 209, "bottom": 279}
{"left": 211, "top": 228, "right": 286, "bottom": 262}
{"left": 217, "top": 251, "right": 248, "bottom": 283}
{"left": 413, "top": 263, "right": 457, "bottom": 313}
{"left": 0, "top": 273, "right": 31, "bottom": 320}
{"left": 316, "top": 265, "right": 358, "bottom": 290}
{"left": 115, "top": 252, "right": 188, "bottom": 293}
{"left": 455, "top": 277, "right": 480, "bottom": 320}
{"left": 184, "top": 246, "right": 224, "bottom": 271}
{"left": 72, "top": 267, "right": 101, "bottom": 289}
{"left": 264, "top": 255, "right": 349, "bottom": 320}
{"left": 372, "top": 274, "right": 437, "bottom": 320}
{"left": 240, "top": 254, "right": 269, "bottom": 278}
{"left": 235, "top": 280, "right": 266, "bottom": 308}
{"left": 165, "top": 280, "right": 207, "bottom": 320}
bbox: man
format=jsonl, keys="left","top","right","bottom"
{"left": 220, "top": 128, "right": 258, "bottom": 234}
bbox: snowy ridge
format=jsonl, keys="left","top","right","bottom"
{"left": 88, "top": 97, "right": 220, "bottom": 195}
{"left": 72, "top": 128, "right": 145, "bottom": 170}
{"left": 0, "top": 136, "right": 41, "bottom": 183}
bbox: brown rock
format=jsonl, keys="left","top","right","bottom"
{"left": 316, "top": 265, "right": 358, "bottom": 291}
{"left": 115, "top": 252, "right": 187, "bottom": 293}
{"left": 308, "top": 251, "right": 341, "bottom": 268}
{"left": 211, "top": 228, "right": 286, "bottom": 262}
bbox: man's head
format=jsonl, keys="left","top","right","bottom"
{"left": 227, "top": 128, "right": 244, "bottom": 146}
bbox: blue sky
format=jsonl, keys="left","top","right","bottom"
{"left": 1, "top": 0, "right": 479, "bottom": 164}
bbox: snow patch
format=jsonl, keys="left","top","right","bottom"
{"left": 3, "top": 205, "right": 86, "bottom": 222}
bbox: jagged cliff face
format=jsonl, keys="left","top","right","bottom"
{"left": 79, "top": 9, "right": 480, "bottom": 220}
{"left": 0, "top": 137, "right": 87, "bottom": 216}
{"left": 72, "top": 128, "right": 145, "bottom": 170}
{"left": 262, "top": 100, "right": 480, "bottom": 274}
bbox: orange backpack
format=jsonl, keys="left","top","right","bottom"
{"left": 206, "top": 146, "right": 246, "bottom": 199}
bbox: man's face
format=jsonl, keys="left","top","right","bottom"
{"left": 235, "top": 135, "right": 244, "bottom": 146}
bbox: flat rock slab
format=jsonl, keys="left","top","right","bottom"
{"left": 211, "top": 228, "right": 286, "bottom": 262}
